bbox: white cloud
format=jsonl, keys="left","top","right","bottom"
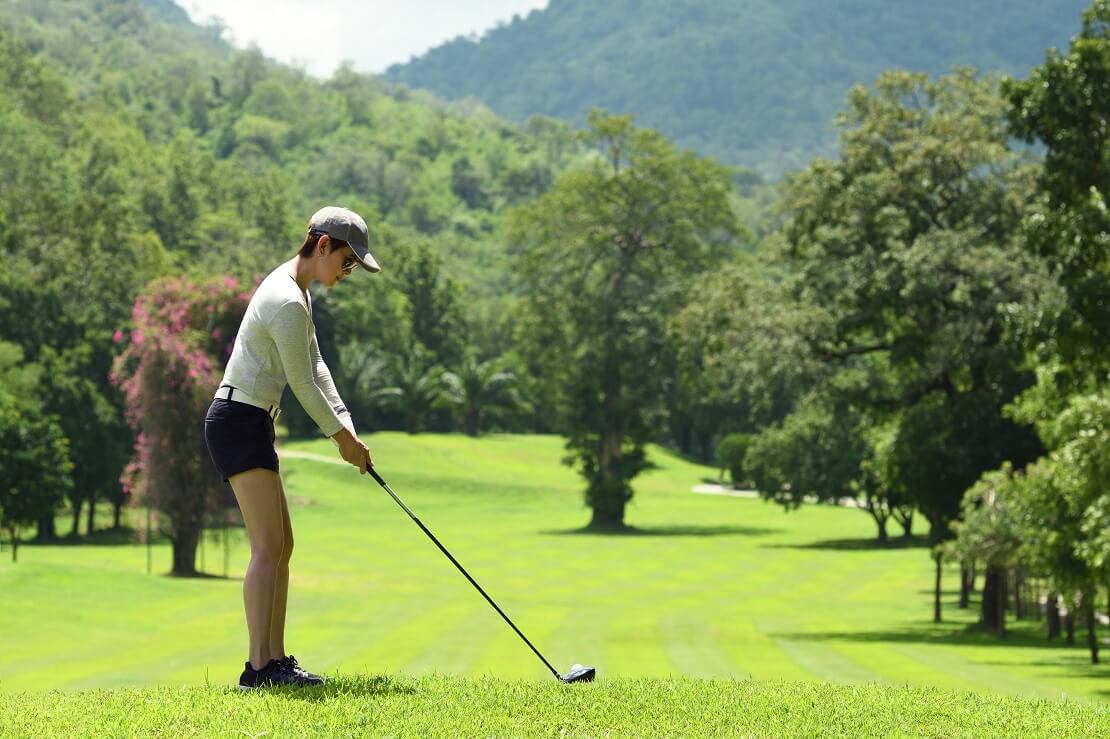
{"left": 182, "top": 0, "right": 549, "bottom": 77}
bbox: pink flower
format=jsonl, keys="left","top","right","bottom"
{"left": 211, "top": 328, "right": 222, "bottom": 341}
{"left": 131, "top": 330, "right": 145, "bottom": 346}
{"left": 224, "top": 276, "right": 238, "bottom": 290}
{"left": 112, "top": 329, "right": 124, "bottom": 344}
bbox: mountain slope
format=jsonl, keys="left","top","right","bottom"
{"left": 386, "top": 0, "right": 1090, "bottom": 176}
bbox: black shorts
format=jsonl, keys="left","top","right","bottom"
{"left": 204, "top": 398, "right": 279, "bottom": 483}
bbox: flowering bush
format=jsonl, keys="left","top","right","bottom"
{"left": 110, "top": 275, "right": 253, "bottom": 574}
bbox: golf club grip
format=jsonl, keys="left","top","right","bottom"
{"left": 367, "top": 467, "right": 562, "bottom": 680}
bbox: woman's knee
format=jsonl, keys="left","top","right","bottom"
{"left": 250, "top": 531, "right": 285, "bottom": 565}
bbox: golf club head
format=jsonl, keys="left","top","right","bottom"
{"left": 561, "top": 664, "right": 596, "bottom": 683}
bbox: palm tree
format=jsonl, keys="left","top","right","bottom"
{"left": 441, "top": 353, "right": 526, "bottom": 436}
{"left": 370, "top": 344, "right": 447, "bottom": 434}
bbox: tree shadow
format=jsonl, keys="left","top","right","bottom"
{"left": 777, "top": 622, "right": 1085, "bottom": 651}
{"left": 20, "top": 527, "right": 172, "bottom": 547}
{"left": 541, "top": 524, "right": 781, "bottom": 538}
{"left": 760, "top": 534, "right": 930, "bottom": 551}
{"left": 170, "top": 571, "right": 241, "bottom": 581}
{"left": 232, "top": 674, "right": 417, "bottom": 702}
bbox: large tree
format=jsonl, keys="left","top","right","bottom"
{"left": 733, "top": 70, "right": 1052, "bottom": 619}
{"left": 508, "top": 110, "right": 745, "bottom": 528}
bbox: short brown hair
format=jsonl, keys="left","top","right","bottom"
{"left": 298, "top": 231, "right": 349, "bottom": 258}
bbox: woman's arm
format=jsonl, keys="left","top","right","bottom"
{"left": 309, "top": 330, "right": 356, "bottom": 436}
{"left": 268, "top": 300, "right": 345, "bottom": 437}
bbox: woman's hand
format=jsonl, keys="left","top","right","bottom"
{"left": 331, "top": 426, "right": 372, "bottom": 474}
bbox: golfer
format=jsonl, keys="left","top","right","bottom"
{"left": 204, "top": 206, "right": 379, "bottom": 690}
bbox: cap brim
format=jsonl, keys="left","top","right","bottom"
{"left": 352, "top": 244, "right": 381, "bottom": 273}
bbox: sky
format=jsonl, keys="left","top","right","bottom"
{"left": 181, "top": 0, "right": 549, "bottom": 77}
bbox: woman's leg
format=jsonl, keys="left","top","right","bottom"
{"left": 228, "top": 467, "right": 285, "bottom": 670}
{"left": 268, "top": 475, "right": 294, "bottom": 659}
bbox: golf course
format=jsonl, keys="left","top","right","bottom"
{"left": 1, "top": 433, "right": 1107, "bottom": 735}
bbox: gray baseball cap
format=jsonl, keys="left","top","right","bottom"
{"left": 307, "top": 206, "right": 381, "bottom": 273}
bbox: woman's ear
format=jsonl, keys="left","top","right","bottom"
{"left": 317, "top": 234, "right": 331, "bottom": 257}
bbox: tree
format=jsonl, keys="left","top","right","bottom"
{"left": 110, "top": 275, "right": 249, "bottom": 576}
{"left": 508, "top": 110, "right": 745, "bottom": 528}
{"left": 440, "top": 352, "right": 526, "bottom": 436}
{"left": 367, "top": 343, "right": 448, "bottom": 434}
{"left": 946, "top": 466, "right": 1025, "bottom": 638}
{"left": 770, "top": 70, "right": 1049, "bottom": 614}
{"left": 0, "top": 395, "right": 71, "bottom": 563}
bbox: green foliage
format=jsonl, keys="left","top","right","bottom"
{"left": 508, "top": 110, "right": 746, "bottom": 526}
{"left": 440, "top": 353, "right": 527, "bottom": 436}
{"left": 770, "top": 69, "right": 1048, "bottom": 541}
{"left": 386, "top": 0, "right": 1090, "bottom": 176}
{"left": 714, "top": 432, "right": 753, "bottom": 486}
{"left": 1003, "top": 0, "right": 1110, "bottom": 372}
{"left": 0, "top": 351, "right": 72, "bottom": 560}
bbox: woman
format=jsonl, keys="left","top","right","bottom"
{"left": 204, "top": 206, "right": 380, "bottom": 690}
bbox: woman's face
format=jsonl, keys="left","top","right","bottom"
{"left": 318, "top": 237, "right": 357, "bottom": 288}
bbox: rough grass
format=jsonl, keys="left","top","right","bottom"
{"left": 2, "top": 674, "right": 1107, "bottom": 737}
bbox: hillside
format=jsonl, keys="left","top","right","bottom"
{"left": 386, "top": 0, "right": 1091, "bottom": 177}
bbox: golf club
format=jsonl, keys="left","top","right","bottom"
{"left": 367, "top": 466, "right": 596, "bottom": 684}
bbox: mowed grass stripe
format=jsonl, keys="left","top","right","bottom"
{"left": 658, "top": 612, "right": 737, "bottom": 677}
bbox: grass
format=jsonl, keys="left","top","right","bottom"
{"left": 2, "top": 675, "right": 1107, "bottom": 737}
{"left": 1, "top": 432, "right": 1107, "bottom": 735}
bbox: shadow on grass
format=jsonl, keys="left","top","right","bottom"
{"left": 759, "top": 534, "right": 930, "bottom": 551}
{"left": 777, "top": 621, "right": 1087, "bottom": 652}
{"left": 169, "top": 571, "right": 241, "bottom": 581}
{"left": 234, "top": 674, "right": 416, "bottom": 702}
{"left": 542, "top": 524, "right": 781, "bottom": 538}
{"left": 20, "top": 527, "right": 173, "bottom": 547}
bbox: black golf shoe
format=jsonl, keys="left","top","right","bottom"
{"left": 278, "top": 654, "right": 324, "bottom": 685}
{"left": 237, "top": 658, "right": 303, "bottom": 690}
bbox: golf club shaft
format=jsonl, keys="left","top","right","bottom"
{"left": 367, "top": 467, "right": 562, "bottom": 680}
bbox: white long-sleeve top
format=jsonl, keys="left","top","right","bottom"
{"left": 218, "top": 265, "right": 351, "bottom": 437}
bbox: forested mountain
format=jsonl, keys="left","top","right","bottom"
{"left": 386, "top": 0, "right": 1090, "bottom": 176}
{"left": 0, "top": 0, "right": 597, "bottom": 295}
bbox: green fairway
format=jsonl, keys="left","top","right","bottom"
{"left": 0, "top": 433, "right": 1107, "bottom": 705}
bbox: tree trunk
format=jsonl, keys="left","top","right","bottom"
{"left": 35, "top": 513, "right": 56, "bottom": 542}
{"left": 1046, "top": 593, "right": 1061, "bottom": 640}
{"left": 9, "top": 527, "right": 18, "bottom": 563}
{"left": 113, "top": 499, "right": 123, "bottom": 530}
{"left": 864, "top": 492, "right": 890, "bottom": 545}
{"left": 171, "top": 529, "right": 199, "bottom": 576}
{"left": 464, "top": 406, "right": 480, "bottom": 437}
{"left": 1085, "top": 593, "right": 1100, "bottom": 665}
{"left": 406, "top": 412, "right": 420, "bottom": 434}
{"left": 1065, "top": 607, "right": 1075, "bottom": 646}
{"left": 933, "top": 552, "right": 942, "bottom": 623}
{"left": 958, "top": 563, "right": 974, "bottom": 609}
{"left": 1012, "top": 570, "right": 1024, "bottom": 621}
{"left": 892, "top": 506, "right": 914, "bottom": 540}
{"left": 874, "top": 517, "right": 889, "bottom": 544}
{"left": 981, "top": 567, "right": 1006, "bottom": 637}
{"left": 87, "top": 488, "right": 96, "bottom": 536}
{"left": 70, "top": 500, "right": 83, "bottom": 536}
